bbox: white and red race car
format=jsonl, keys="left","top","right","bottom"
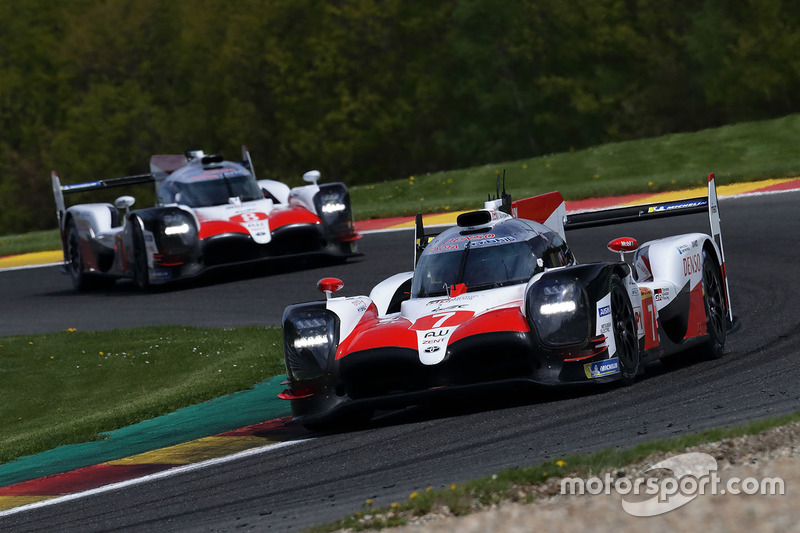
{"left": 280, "top": 174, "right": 738, "bottom": 429}
{"left": 52, "top": 147, "right": 360, "bottom": 290}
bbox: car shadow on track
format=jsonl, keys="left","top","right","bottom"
{"left": 302, "top": 350, "right": 722, "bottom": 437}
{"left": 49, "top": 254, "right": 364, "bottom": 296}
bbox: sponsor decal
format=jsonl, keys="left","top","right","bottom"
{"left": 676, "top": 244, "right": 690, "bottom": 255}
{"left": 426, "top": 295, "right": 478, "bottom": 306}
{"left": 424, "top": 346, "right": 440, "bottom": 353}
{"left": 429, "top": 244, "right": 459, "bottom": 252}
{"left": 422, "top": 338, "right": 446, "bottom": 345}
{"left": 443, "top": 234, "right": 495, "bottom": 244}
{"left": 691, "top": 239, "right": 699, "bottom": 248}
{"left": 683, "top": 253, "right": 701, "bottom": 276}
{"left": 584, "top": 357, "right": 620, "bottom": 379}
{"left": 600, "top": 323, "right": 612, "bottom": 334}
{"left": 350, "top": 298, "right": 368, "bottom": 313}
{"left": 424, "top": 328, "right": 450, "bottom": 338}
{"left": 470, "top": 236, "right": 517, "bottom": 246}
{"left": 647, "top": 199, "right": 707, "bottom": 213}
{"left": 599, "top": 305, "right": 611, "bottom": 317}
{"left": 654, "top": 287, "right": 670, "bottom": 302}
{"left": 152, "top": 269, "right": 172, "bottom": 280}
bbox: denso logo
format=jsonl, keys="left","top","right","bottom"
{"left": 424, "top": 329, "right": 450, "bottom": 338}
{"left": 683, "top": 253, "right": 701, "bottom": 276}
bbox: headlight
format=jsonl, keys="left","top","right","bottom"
{"left": 321, "top": 202, "right": 346, "bottom": 214}
{"left": 283, "top": 309, "right": 338, "bottom": 381}
{"left": 313, "top": 184, "right": 353, "bottom": 236}
{"left": 527, "top": 277, "right": 589, "bottom": 346}
{"left": 159, "top": 212, "right": 197, "bottom": 248}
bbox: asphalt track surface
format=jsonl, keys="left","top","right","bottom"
{"left": 2, "top": 192, "right": 800, "bottom": 531}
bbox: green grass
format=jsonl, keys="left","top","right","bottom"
{"left": 3, "top": 114, "right": 800, "bottom": 257}
{"left": 348, "top": 114, "right": 800, "bottom": 219}
{"left": 0, "top": 229, "right": 61, "bottom": 257}
{"left": 0, "top": 325, "right": 285, "bottom": 464}
{"left": 311, "top": 410, "right": 800, "bottom": 532}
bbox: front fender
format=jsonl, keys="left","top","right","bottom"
{"left": 369, "top": 272, "right": 413, "bottom": 316}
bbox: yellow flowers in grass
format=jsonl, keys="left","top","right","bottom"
{"left": 556, "top": 460, "right": 566, "bottom": 467}
{"left": 409, "top": 492, "right": 419, "bottom": 499}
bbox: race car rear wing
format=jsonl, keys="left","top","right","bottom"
{"left": 51, "top": 171, "right": 155, "bottom": 228}
{"left": 517, "top": 173, "right": 733, "bottom": 323}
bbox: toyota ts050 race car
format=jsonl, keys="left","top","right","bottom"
{"left": 280, "top": 174, "right": 739, "bottom": 429}
{"left": 52, "top": 147, "right": 360, "bottom": 290}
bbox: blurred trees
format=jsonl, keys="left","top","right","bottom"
{"left": 1, "top": 0, "right": 798, "bottom": 233}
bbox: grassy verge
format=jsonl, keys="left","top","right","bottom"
{"left": 311, "top": 410, "right": 800, "bottom": 532}
{"left": 3, "top": 114, "right": 800, "bottom": 258}
{"left": 348, "top": 114, "right": 800, "bottom": 220}
{"left": 0, "top": 325, "right": 285, "bottom": 464}
{"left": 0, "top": 229, "right": 61, "bottom": 257}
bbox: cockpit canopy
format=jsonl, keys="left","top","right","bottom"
{"left": 157, "top": 161, "right": 263, "bottom": 208}
{"left": 411, "top": 218, "right": 575, "bottom": 298}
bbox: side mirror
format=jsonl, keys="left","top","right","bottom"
{"left": 302, "top": 170, "right": 321, "bottom": 185}
{"left": 114, "top": 195, "right": 135, "bottom": 210}
{"left": 607, "top": 237, "right": 639, "bottom": 262}
{"left": 317, "top": 277, "right": 344, "bottom": 299}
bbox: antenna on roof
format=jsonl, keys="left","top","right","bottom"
{"left": 499, "top": 169, "right": 512, "bottom": 214}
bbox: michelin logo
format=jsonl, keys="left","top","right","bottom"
{"left": 584, "top": 357, "right": 620, "bottom": 379}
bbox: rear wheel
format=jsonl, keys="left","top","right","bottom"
{"left": 611, "top": 276, "right": 639, "bottom": 384}
{"left": 65, "top": 220, "right": 115, "bottom": 291}
{"left": 65, "top": 220, "right": 90, "bottom": 290}
{"left": 702, "top": 250, "right": 727, "bottom": 359}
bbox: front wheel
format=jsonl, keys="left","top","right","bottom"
{"left": 611, "top": 275, "right": 639, "bottom": 385}
{"left": 702, "top": 250, "right": 727, "bottom": 359}
{"left": 132, "top": 220, "right": 150, "bottom": 290}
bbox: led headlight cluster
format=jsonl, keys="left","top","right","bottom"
{"left": 159, "top": 211, "right": 197, "bottom": 248}
{"left": 314, "top": 184, "right": 353, "bottom": 236}
{"left": 527, "top": 276, "right": 589, "bottom": 346}
{"left": 283, "top": 310, "right": 338, "bottom": 381}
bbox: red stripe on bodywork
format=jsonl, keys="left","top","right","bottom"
{"left": 0, "top": 464, "right": 171, "bottom": 496}
{"left": 336, "top": 309, "right": 416, "bottom": 358}
{"left": 198, "top": 220, "right": 250, "bottom": 239}
{"left": 448, "top": 306, "right": 529, "bottom": 343}
{"left": 269, "top": 207, "right": 320, "bottom": 230}
{"left": 684, "top": 281, "right": 707, "bottom": 338}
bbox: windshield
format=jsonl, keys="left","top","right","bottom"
{"left": 159, "top": 171, "right": 263, "bottom": 207}
{"left": 411, "top": 240, "right": 541, "bottom": 298}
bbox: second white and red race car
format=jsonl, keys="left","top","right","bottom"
{"left": 52, "top": 147, "right": 360, "bottom": 290}
{"left": 280, "top": 174, "right": 739, "bottom": 429}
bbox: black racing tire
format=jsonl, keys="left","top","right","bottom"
{"left": 611, "top": 275, "right": 639, "bottom": 385}
{"left": 65, "top": 219, "right": 115, "bottom": 290}
{"left": 701, "top": 249, "right": 727, "bottom": 359}
{"left": 132, "top": 219, "right": 150, "bottom": 290}
{"left": 65, "top": 219, "right": 90, "bottom": 291}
